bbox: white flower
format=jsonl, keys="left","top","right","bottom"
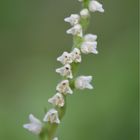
{"left": 66, "top": 24, "right": 83, "bottom": 37}
{"left": 43, "top": 109, "right": 60, "bottom": 124}
{"left": 80, "top": 9, "right": 89, "bottom": 18}
{"left": 57, "top": 52, "right": 73, "bottom": 65}
{"left": 75, "top": 76, "right": 93, "bottom": 90}
{"left": 84, "top": 34, "right": 97, "bottom": 42}
{"left": 81, "top": 41, "right": 98, "bottom": 54}
{"left": 89, "top": 0, "right": 104, "bottom": 13}
{"left": 48, "top": 93, "right": 64, "bottom": 107}
{"left": 56, "top": 64, "right": 73, "bottom": 79}
{"left": 71, "top": 48, "right": 82, "bottom": 63}
{"left": 53, "top": 137, "right": 58, "bottom": 140}
{"left": 23, "top": 114, "right": 42, "bottom": 135}
{"left": 56, "top": 80, "right": 73, "bottom": 94}
{"left": 78, "top": 0, "right": 83, "bottom": 2}
{"left": 64, "top": 14, "right": 80, "bottom": 26}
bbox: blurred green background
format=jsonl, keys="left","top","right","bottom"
{"left": 0, "top": 0, "right": 139, "bottom": 140}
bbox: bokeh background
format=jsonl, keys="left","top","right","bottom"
{"left": 0, "top": 0, "right": 139, "bottom": 140}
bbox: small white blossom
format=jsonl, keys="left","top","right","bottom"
{"left": 81, "top": 41, "right": 98, "bottom": 54}
{"left": 64, "top": 14, "right": 80, "bottom": 26}
{"left": 84, "top": 34, "right": 97, "bottom": 42}
{"left": 75, "top": 76, "right": 93, "bottom": 90}
{"left": 66, "top": 24, "right": 83, "bottom": 37}
{"left": 78, "top": 0, "right": 83, "bottom": 2}
{"left": 23, "top": 114, "right": 42, "bottom": 135}
{"left": 57, "top": 52, "right": 73, "bottom": 65}
{"left": 53, "top": 137, "right": 58, "bottom": 140}
{"left": 56, "top": 64, "right": 73, "bottom": 79}
{"left": 80, "top": 9, "right": 89, "bottom": 18}
{"left": 71, "top": 48, "right": 82, "bottom": 63}
{"left": 56, "top": 80, "right": 73, "bottom": 94}
{"left": 89, "top": 0, "right": 104, "bottom": 13}
{"left": 48, "top": 93, "right": 64, "bottom": 107}
{"left": 43, "top": 109, "right": 60, "bottom": 124}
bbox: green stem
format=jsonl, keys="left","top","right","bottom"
{"left": 83, "top": 0, "right": 90, "bottom": 8}
{"left": 39, "top": 133, "right": 48, "bottom": 140}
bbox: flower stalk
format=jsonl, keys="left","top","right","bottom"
{"left": 23, "top": 0, "right": 104, "bottom": 140}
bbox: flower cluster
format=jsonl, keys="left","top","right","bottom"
{"left": 23, "top": 0, "right": 104, "bottom": 140}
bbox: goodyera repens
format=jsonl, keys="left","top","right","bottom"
{"left": 23, "top": 1, "right": 104, "bottom": 140}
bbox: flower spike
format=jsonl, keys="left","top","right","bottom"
{"left": 23, "top": 0, "right": 104, "bottom": 139}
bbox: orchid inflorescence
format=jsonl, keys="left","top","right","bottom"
{"left": 23, "top": 0, "right": 104, "bottom": 140}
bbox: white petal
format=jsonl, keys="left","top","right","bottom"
{"left": 56, "top": 68, "right": 62, "bottom": 73}
{"left": 57, "top": 52, "right": 73, "bottom": 65}
{"left": 56, "top": 80, "right": 73, "bottom": 94}
{"left": 85, "top": 76, "right": 92, "bottom": 82}
{"left": 23, "top": 114, "right": 42, "bottom": 135}
{"left": 71, "top": 48, "right": 82, "bottom": 63}
{"left": 84, "top": 34, "right": 97, "bottom": 42}
{"left": 86, "top": 84, "right": 93, "bottom": 89}
{"left": 80, "top": 9, "right": 89, "bottom": 18}
{"left": 67, "top": 86, "right": 73, "bottom": 94}
{"left": 75, "top": 76, "right": 93, "bottom": 90}
{"left": 66, "top": 24, "right": 83, "bottom": 37}
{"left": 29, "top": 114, "right": 41, "bottom": 124}
{"left": 48, "top": 93, "right": 64, "bottom": 107}
{"left": 91, "top": 48, "right": 98, "bottom": 54}
{"left": 43, "top": 109, "right": 60, "bottom": 124}
{"left": 89, "top": 0, "right": 104, "bottom": 13}
{"left": 53, "top": 137, "right": 58, "bottom": 140}
{"left": 81, "top": 41, "right": 98, "bottom": 54}
{"left": 56, "top": 64, "right": 73, "bottom": 79}
{"left": 64, "top": 14, "right": 80, "bottom": 26}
